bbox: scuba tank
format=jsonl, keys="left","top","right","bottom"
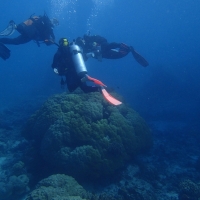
{"left": 70, "top": 42, "right": 87, "bottom": 77}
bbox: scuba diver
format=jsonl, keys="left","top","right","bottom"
{"left": 52, "top": 38, "right": 100, "bottom": 93}
{"left": 76, "top": 34, "right": 149, "bottom": 67}
{"left": 51, "top": 37, "right": 122, "bottom": 106}
{"left": 0, "top": 12, "right": 59, "bottom": 60}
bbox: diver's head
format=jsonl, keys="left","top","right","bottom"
{"left": 59, "top": 38, "right": 69, "bottom": 47}
{"left": 50, "top": 18, "right": 59, "bottom": 27}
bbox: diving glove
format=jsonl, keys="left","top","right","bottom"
{"left": 86, "top": 52, "right": 95, "bottom": 58}
{"left": 53, "top": 68, "right": 59, "bottom": 74}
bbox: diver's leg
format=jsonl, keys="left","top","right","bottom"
{"left": 102, "top": 42, "right": 130, "bottom": 59}
{"left": 106, "top": 42, "right": 121, "bottom": 49}
{"left": 79, "top": 82, "right": 99, "bottom": 93}
{"left": 65, "top": 72, "right": 80, "bottom": 92}
{"left": 0, "top": 35, "right": 31, "bottom": 45}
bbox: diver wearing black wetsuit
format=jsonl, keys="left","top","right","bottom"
{"left": 76, "top": 34, "right": 149, "bottom": 67}
{"left": 0, "top": 13, "right": 58, "bottom": 60}
{"left": 52, "top": 38, "right": 99, "bottom": 93}
{"left": 0, "top": 14, "right": 57, "bottom": 46}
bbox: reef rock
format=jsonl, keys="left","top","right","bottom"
{"left": 22, "top": 92, "right": 152, "bottom": 181}
{"left": 25, "top": 174, "right": 91, "bottom": 200}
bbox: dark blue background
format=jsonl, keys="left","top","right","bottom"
{"left": 0, "top": 0, "right": 200, "bottom": 132}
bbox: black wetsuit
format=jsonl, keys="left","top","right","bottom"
{"left": 0, "top": 15, "right": 55, "bottom": 46}
{"left": 76, "top": 35, "right": 130, "bottom": 60}
{"left": 52, "top": 46, "right": 98, "bottom": 93}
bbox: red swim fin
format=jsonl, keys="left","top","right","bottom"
{"left": 85, "top": 75, "right": 122, "bottom": 105}
{"left": 101, "top": 87, "right": 122, "bottom": 106}
{"left": 86, "top": 75, "right": 107, "bottom": 87}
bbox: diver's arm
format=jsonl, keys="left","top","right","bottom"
{"left": 51, "top": 51, "right": 60, "bottom": 69}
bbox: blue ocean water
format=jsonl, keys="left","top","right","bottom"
{"left": 1, "top": 0, "right": 199, "bottom": 123}
{"left": 0, "top": 0, "right": 200, "bottom": 199}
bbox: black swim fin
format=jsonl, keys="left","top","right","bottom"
{"left": 130, "top": 46, "right": 149, "bottom": 67}
{"left": 0, "top": 42, "right": 10, "bottom": 60}
{"left": 0, "top": 20, "right": 16, "bottom": 36}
